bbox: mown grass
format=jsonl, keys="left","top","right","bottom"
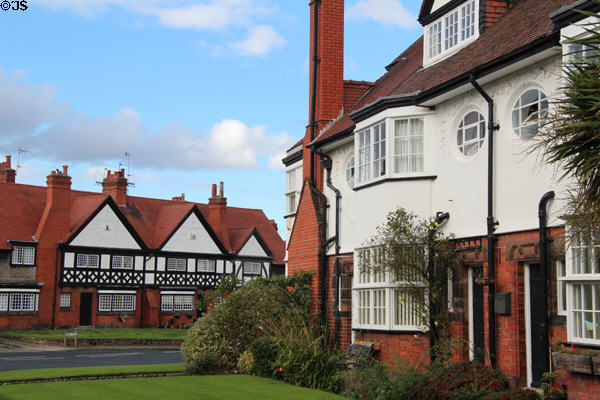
{"left": 0, "top": 363, "right": 185, "bottom": 383}
{"left": 0, "top": 328, "right": 187, "bottom": 340}
{"left": 0, "top": 375, "right": 344, "bottom": 399}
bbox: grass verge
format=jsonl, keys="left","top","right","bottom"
{"left": 0, "top": 375, "right": 344, "bottom": 399}
{"left": 0, "top": 363, "right": 185, "bottom": 384}
{"left": 0, "top": 328, "right": 187, "bottom": 340}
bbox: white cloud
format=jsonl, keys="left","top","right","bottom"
{"left": 231, "top": 25, "right": 285, "bottom": 56}
{"left": 0, "top": 70, "right": 294, "bottom": 171}
{"left": 82, "top": 166, "right": 108, "bottom": 181}
{"left": 346, "top": 0, "right": 417, "bottom": 28}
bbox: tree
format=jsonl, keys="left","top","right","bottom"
{"left": 536, "top": 5, "right": 600, "bottom": 236}
{"left": 361, "top": 208, "right": 457, "bottom": 362}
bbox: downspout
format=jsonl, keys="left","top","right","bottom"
{"left": 315, "top": 149, "right": 342, "bottom": 344}
{"left": 309, "top": 0, "right": 320, "bottom": 185}
{"left": 538, "top": 191, "right": 555, "bottom": 379}
{"left": 470, "top": 75, "right": 500, "bottom": 368}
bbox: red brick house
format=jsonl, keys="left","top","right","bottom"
{"left": 284, "top": 0, "right": 600, "bottom": 397}
{"left": 0, "top": 158, "right": 284, "bottom": 329}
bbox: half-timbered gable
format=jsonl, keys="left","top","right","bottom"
{"left": 159, "top": 207, "right": 224, "bottom": 254}
{"left": 232, "top": 229, "right": 273, "bottom": 281}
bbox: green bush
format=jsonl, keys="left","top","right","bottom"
{"left": 236, "top": 348, "right": 253, "bottom": 373}
{"left": 341, "top": 361, "right": 423, "bottom": 400}
{"left": 250, "top": 336, "right": 279, "bottom": 377}
{"left": 181, "top": 272, "right": 313, "bottom": 374}
{"left": 264, "top": 310, "right": 344, "bottom": 392}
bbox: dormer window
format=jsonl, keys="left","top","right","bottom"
{"left": 425, "top": 0, "right": 478, "bottom": 66}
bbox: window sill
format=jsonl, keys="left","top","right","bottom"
{"left": 353, "top": 175, "right": 437, "bottom": 191}
{"left": 352, "top": 327, "right": 428, "bottom": 334}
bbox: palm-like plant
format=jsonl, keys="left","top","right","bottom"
{"left": 537, "top": 5, "right": 600, "bottom": 234}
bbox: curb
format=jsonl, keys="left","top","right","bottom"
{"left": 0, "top": 371, "right": 187, "bottom": 386}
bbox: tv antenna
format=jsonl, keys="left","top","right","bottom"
{"left": 16, "top": 147, "right": 30, "bottom": 170}
{"left": 119, "top": 152, "right": 135, "bottom": 188}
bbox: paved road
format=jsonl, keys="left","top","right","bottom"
{"left": 0, "top": 350, "right": 182, "bottom": 372}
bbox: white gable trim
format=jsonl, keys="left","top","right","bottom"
{"left": 69, "top": 204, "right": 141, "bottom": 250}
{"left": 161, "top": 213, "right": 222, "bottom": 254}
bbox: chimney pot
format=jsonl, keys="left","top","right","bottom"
{"left": 62, "top": 165, "right": 68, "bottom": 175}
{"left": 5, "top": 155, "right": 11, "bottom": 168}
{"left": 219, "top": 181, "right": 224, "bottom": 197}
{"left": 212, "top": 184, "right": 217, "bottom": 198}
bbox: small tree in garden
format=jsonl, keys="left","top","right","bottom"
{"left": 535, "top": 5, "right": 600, "bottom": 237}
{"left": 362, "top": 208, "right": 457, "bottom": 362}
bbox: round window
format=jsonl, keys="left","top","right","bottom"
{"left": 512, "top": 88, "right": 548, "bottom": 139}
{"left": 457, "top": 111, "right": 486, "bottom": 156}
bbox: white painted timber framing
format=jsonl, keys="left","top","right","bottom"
{"left": 145, "top": 273, "right": 154, "bottom": 285}
{"left": 161, "top": 213, "right": 222, "bottom": 254}
{"left": 69, "top": 204, "right": 141, "bottom": 249}
{"left": 146, "top": 257, "right": 155, "bottom": 271}
{"left": 321, "top": 54, "right": 570, "bottom": 256}
{"left": 237, "top": 234, "right": 268, "bottom": 257}
{"left": 157, "top": 257, "right": 165, "bottom": 271}
{"left": 135, "top": 256, "right": 144, "bottom": 271}
{"left": 101, "top": 254, "right": 110, "bottom": 269}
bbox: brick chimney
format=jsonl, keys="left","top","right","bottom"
{"left": 208, "top": 182, "right": 231, "bottom": 250}
{"left": 304, "top": 0, "right": 345, "bottom": 190}
{"left": 0, "top": 155, "right": 16, "bottom": 183}
{"left": 480, "top": 0, "right": 516, "bottom": 33}
{"left": 102, "top": 169, "right": 128, "bottom": 206}
{"left": 172, "top": 193, "right": 186, "bottom": 201}
{"left": 35, "top": 165, "right": 72, "bottom": 241}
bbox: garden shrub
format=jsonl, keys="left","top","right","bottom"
{"left": 181, "top": 273, "right": 313, "bottom": 374}
{"left": 250, "top": 336, "right": 279, "bottom": 377}
{"left": 264, "top": 310, "right": 344, "bottom": 392}
{"left": 236, "top": 348, "right": 254, "bottom": 373}
{"left": 341, "top": 361, "right": 423, "bottom": 400}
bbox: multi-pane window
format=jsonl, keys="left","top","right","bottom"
{"left": 426, "top": 0, "right": 477, "bottom": 62}
{"left": 0, "top": 291, "right": 39, "bottom": 312}
{"left": 243, "top": 262, "right": 262, "bottom": 275}
{"left": 112, "top": 255, "right": 134, "bottom": 270}
{"left": 557, "top": 260, "right": 567, "bottom": 316}
{"left": 286, "top": 166, "right": 302, "bottom": 215}
{"left": 372, "top": 122, "right": 386, "bottom": 178}
{"left": 512, "top": 88, "right": 548, "bottom": 139}
{"left": 457, "top": 111, "right": 486, "bottom": 156}
{"left": 60, "top": 292, "right": 71, "bottom": 308}
{"left": 567, "top": 43, "right": 600, "bottom": 62}
{"left": 167, "top": 258, "right": 187, "bottom": 272}
{"left": 77, "top": 254, "right": 99, "bottom": 268}
{"left": 394, "top": 118, "right": 424, "bottom": 173}
{"left": 98, "top": 293, "right": 135, "bottom": 312}
{"left": 11, "top": 246, "right": 35, "bottom": 266}
{"left": 354, "top": 247, "right": 426, "bottom": 330}
{"left": 564, "top": 235, "right": 600, "bottom": 344}
{"left": 161, "top": 294, "right": 194, "bottom": 312}
{"left": 358, "top": 128, "right": 371, "bottom": 183}
{"left": 197, "top": 259, "right": 216, "bottom": 273}
{"left": 346, "top": 155, "right": 355, "bottom": 189}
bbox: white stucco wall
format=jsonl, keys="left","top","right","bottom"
{"left": 323, "top": 54, "right": 570, "bottom": 255}
{"left": 69, "top": 204, "right": 141, "bottom": 249}
{"left": 237, "top": 235, "right": 268, "bottom": 257}
{"left": 161, "top": 213, "right": 222, "bottom": 254}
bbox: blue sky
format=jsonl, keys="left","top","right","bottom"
{"left": 0, "top": 0, "right": 422, "bottom": 237}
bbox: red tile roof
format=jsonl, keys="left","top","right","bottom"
{"left": 313, "top": 0, "right": 572, "bottom": 146}
{"left": 0, "top": 182, "right": 285, "bottom": 264}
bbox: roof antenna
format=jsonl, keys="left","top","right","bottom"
{"left": 16, "top": 147, "right": 30, "bottom": 170}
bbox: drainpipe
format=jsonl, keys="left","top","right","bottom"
{"left": 315, "top": 149, "right": 342, "bottom": 344}
{"left": 309, "top": 0, "right": 320, "bottom": 185}
{"left": 538, "top": 191, "right": 555, "bottom": 378}
{"left": 470, "top": 75, "right": 500, "bottom": 368}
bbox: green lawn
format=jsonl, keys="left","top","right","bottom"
{"left": 0, "top": 328, "right": 187, "bottom": 340}
{"left": 0, "top": 375, "right": 344, "bottom": 399}
{"left": 0, "top": 363, "right": 186, "bottom": 383}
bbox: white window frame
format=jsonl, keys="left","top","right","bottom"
{"left": 197, "top": 259, "right": 216, "bottom": 273}
{"left": 98, "top": 291, "right": 136, "bottom": 312}
{"left": 424, "top": 0, "right": 478, "bottom": 66}
{"left": 76, "top": 253, "right": 99, "bottom": 268}
{"left": 243, "top": 261, "right": 262, "bottom": 275}
{"left": 372, "top": 122, "right": 386, "bottom": 179}
{"left": 112, "top": 255, "right": 134, "bottom": 270}
{"left": 161, "top": 293, "right": 195, "bottom": 312}
{"left": 0, "top": 289, "right": 40, "bottom": 312}
{"left": 357, "top": 127, "right": 372, "bottom": 184}
{"left": 564, "top": 235, "right": 600, "bottom": 345}
{"left": 394, "top": 117, "right": 424, "bottom": 174}
{"left": 60, "top": 292, "right": 71, "bottom": 309}
{"left": 285, "top": 165, "right": 302, "bottom": 215}
{"left": 511, "top": 88, "right": 548, "bottom": 139}
{"left": 166, "top": 258, "right": 187, "bottom": 272}
{"left": 11, "top": 245, "right": 36, "bottom": 266}
{"left": 456, "top": 110, "right": 486, "bottom": 157}
{"left": 353, "top": 246, "right": 427, "bottom": 331}
{"left": 345, "top": 153, "right": 355, "bottom": 189}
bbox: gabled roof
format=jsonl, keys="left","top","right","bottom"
{"left": 313, "top": 0, "right": 575, "bottom": 147}
{"left": 0, "top": 182, "right": 285, "bottom": 264}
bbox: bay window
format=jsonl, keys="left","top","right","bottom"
{"left": 353, "top": 247, "right": 426, "bottom": 331}
{"left": 394, "top": 118, "right": 424, "bottom": 174}
{"left": 564, "top": 235, "right": 600, "bottom": 345}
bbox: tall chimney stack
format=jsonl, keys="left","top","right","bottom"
{"left": 0, "top": 155, "right": 16, "bottom": 183}
{"left": 102, "top": 169, "right": 128, "bottom": 206}
{"left": 208, "top": 181, "right": 230, "bottom": 250}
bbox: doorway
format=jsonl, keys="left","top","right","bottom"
{"left": 79, "top": 293, "right": 93, "bottom": 326}
{"left": 469, "top": 266, "right": 485, "bottom": 363}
